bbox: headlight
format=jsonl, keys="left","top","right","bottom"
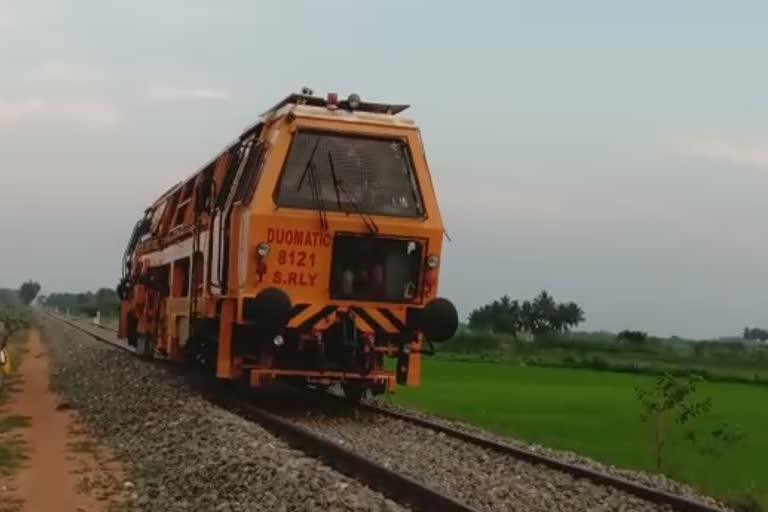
{"left": 257, "top": 242, "right": 270, "bottom": 257}
{"left": 427, "top": 254, "right": 439, "bottom": 268}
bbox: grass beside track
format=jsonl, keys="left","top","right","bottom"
{"left": 0, "top": 329, "right": 29, "bottom": 475}
{"left": 391, "top": 359, "right": 768, "bottom": 508}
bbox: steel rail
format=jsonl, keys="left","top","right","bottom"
{"left": 218, "top": 397, "right": 481, "bottom": 512}
{"left": 357, "top": 402, "right": 728, "bottom": 512}
{"left": 47, "top": 312, "right": 134, "bottom": 353}
{"left": 46, "top": 313, "right": 729, "bottom": 512}
{"left": 44, "top": 313, "right": 481, "bottom": 512}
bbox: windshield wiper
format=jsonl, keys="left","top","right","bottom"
{"left": 307, "top": 162, "right": 328, "bottom": 231}
{"left": 337, "top": 183, "right": 380, "bottom": 235}
{"left": 326, "top": 151, "right": 343, "bottom": 210}
{"left": 296, "top": 138, "right": 328, "bottom": 230}
{"left": 296, "top": 138, "right": 321, "bottom": 192}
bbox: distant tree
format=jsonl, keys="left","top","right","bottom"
{"left": 550, "top": 304, "right": 568, "bottom": 332}
{"left": 467, "top": 292, "right": 585, "bottom": 336}
{"left": 618, "top": 330, "right": 648, "bottom": 344}
{"left": 95, "top": 287, "right": 118, "bottom": 303}
{"left": 561, "top": 302, "right": 586, "bottom": 331}
{"left": 532, "top": 291, "right": 557, "bottom": 333}
{"left": 44, "top": 288, "right": 120, "bottom": 317}
{"left": 497, "top": 299, "right": 521, "bottom": 334}
{"left": 520, "top": 300, "right": 534, "bottom": 333}
{"left": 0, "top": 289, "right": 19, "bottom": 306}
{"left": 468, "top": 295, "right": 522, "bottom": 335}
{"left": 468, "top": 305, "right": 492, "bottom": 331}
{"left": 18, "top": 281, "right": 41, "bottom": 305}
{"left": 742, "top": 327, "right": 768, "bottom": 342}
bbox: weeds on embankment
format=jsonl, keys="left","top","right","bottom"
{"left": 0, "top": 308, "right": 32, "bottom": 474}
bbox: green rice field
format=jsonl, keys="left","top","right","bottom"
{"left": 391, "top": 359, "right": 768, "bottom": 507}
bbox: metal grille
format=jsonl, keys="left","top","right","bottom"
{"left": 276, "top": 131, "right": 424, "bottom": 218}
{"left": 330, "top": 235, "right": 423, "bottom": 303}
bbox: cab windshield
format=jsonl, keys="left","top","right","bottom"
{"left": 275, "top": 131, "right": 424, "bottom": 218}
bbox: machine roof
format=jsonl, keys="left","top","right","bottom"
{"left": 263, "top": 93, "right": 410, "bottom": 116}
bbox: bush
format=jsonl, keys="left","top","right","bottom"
{"left": 43, "top": 288, "right": 120, "bottom": 318}
{"left": 618, "top": 330, "right": 648, "bottom": 344}
{"left": 0, "top": 306, "right": 31, "bottom": 337}
{"left": 726, "top": 494, "right": 764, "bottom": 512}
{"left": 438, "top": 331, "right": 513, "bottom": 355}
{"left": 534, "top": 331, "right": 666, "bottom": 355}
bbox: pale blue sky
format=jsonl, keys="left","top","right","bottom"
{"left": 1, "top": 1, "right": 767, "bottom": 338}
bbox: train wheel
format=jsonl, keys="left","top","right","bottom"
{"left": 308, "top": 383, "right": 330, "bottom": 396}
{"left": 126, "top": 315, "right": 138, "bottom": 347}
{"left": 342, "top": 383, "right": 366, "bottom": 402}
{"left": 370, "top": 381, "right": 387, "bottom": 397}
{"left": 135, "top": 334, "right": 154, "bottom": 360}
{"left": 183, "top": 333, "right": 218, "bottom": 376}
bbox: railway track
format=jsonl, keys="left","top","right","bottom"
{"left": 356, "top": 403, "right": 726, "bottom": 512}
{"left": 46, "top": 313, "right": 729, "bottom": 512}
{"left": 46, "top": 313, "right": 476, "bottom": 512}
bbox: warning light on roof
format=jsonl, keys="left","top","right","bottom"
{"left": 327, "top": 92, "right": 338, "bottom": 108}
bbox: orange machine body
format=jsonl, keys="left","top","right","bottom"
{"left": 117, "top": 92, "right": 458, "bottom": 398}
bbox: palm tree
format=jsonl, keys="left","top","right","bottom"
{"left": 563, "top": 302, "right": 585, "bottom": 330}
{"left": 520, "top": 300, "right": 533, "bottom": 332}
{"left": 532, "top": 291, "right": 557, "bottom": 332}
{"left": 507, "top": 300, "right": 521, "bottom": 333}
{"left": 468, "top": 294, "right": 586, "bottom": 336}
{"left": 551, "top": 303, "right": 569, "bottom": 332}
{"left": 468, "top": 303, "right": 493, "bottom": 331}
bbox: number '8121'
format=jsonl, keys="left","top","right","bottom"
{"left": 278, "top": 250, "right": 317, "bottom": 268}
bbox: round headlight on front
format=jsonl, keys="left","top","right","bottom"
{"left": 426, "top": 254, "right": 439, "bottom": 269}
{"left": 257, "top": 242, "right": 270, "bottom": 257}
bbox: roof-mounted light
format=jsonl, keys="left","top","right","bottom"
{"left": 327, "top": 92, "right": 338, "bottom": 109}
{"left": 347, "top": 93, "right": 361, "bottom": 110}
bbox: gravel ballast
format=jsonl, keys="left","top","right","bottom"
{"left": 366, "top": 399, "right": 731, "bottom": 511}
{"left": 40, "top": 318, "right": 408, "bottom": 512}
{"left": 288, "top": 408, "right": 677, "bottom": 512}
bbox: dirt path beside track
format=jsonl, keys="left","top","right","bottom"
{"left": 0, "top": 328, "right": 134, "bottom": 512}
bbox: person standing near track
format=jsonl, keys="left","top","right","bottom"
{"left": 0, "top": 324, "right": 9, "bottom": 389}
